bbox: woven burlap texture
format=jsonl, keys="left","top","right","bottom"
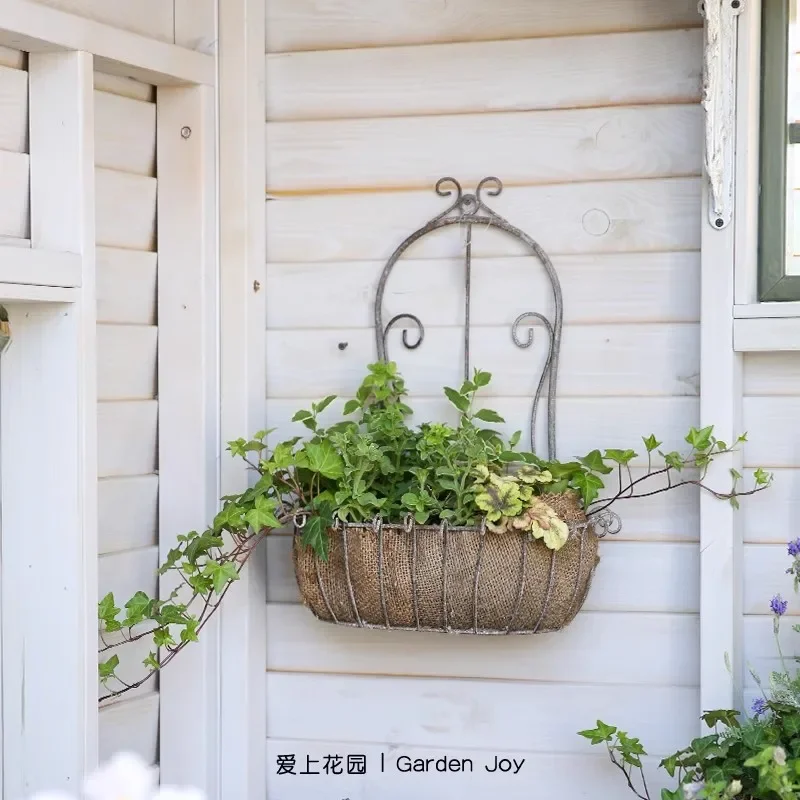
{"left": 292, "top": 491, "right": 601, "bottom": 634}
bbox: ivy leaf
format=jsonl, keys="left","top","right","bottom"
{"left": 244, "top": 494, "right": 281, "bottom": 532}
{"left": 604, "top": 449, "right": 637, "bottom": 466}
{"left": 686, "top": 425, "right": 714, "bottom": 451}
{"left": 302, "top": 516, "right": 330, "bottom": 561}
{"left": 659, "top": 753, "right": 679, "bottom": 778}
{"left": 573, "top": 473, "right": 604, "bottom": 506}
{"left": 754, "top": 467, "right": 772, "bottom": 486}
{"left": 660, "top": 451, "right": 685, "bottom": 472}
{"left": 208, "top": 561, "right": 240, "bottom": 594}
{"left": 143, "top": 652, "right": 160, "bottom": 671}
{"left": 304, "top": 440, "right": 345, "bottom": 479}
{"left": 213, "top": 503, "right": 245, "bottom": 532}
{"left": 153, "top": 628, "right": 176, "bottom": 648}
{"left": 577, "top": 720, "right": 617, "bottom": 745}
{"left": 444, "top": 387, "right": 470, "bottom": 413}
{"left": 122, "top": 591, "right": 152, "bottom": 627}
{"left": 730, "top": 468, "right": 743, "bottom": 481}
{"left": 643, "top": 434, "right": 662, "bottom": 453}
{"left": 579, "top": 450, "right": 614, "bottom": 475}
{"left": 98, "top": 592, "right": 120, "bottom": 622}
{"left": 701, "top": 709, "right": 740, "bottom": 729}
{"left": 98, "top": 654, "right": 119, "bottom": 680}
{"left": 508, "top": 430, "right": 522, "bottom": 449}
{"left": 474, "top": 408, "right": 505, "bottom": 424}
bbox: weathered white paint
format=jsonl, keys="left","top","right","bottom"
{"left": 699, "top": 0, "right": 743, "bottom": 229}
{"left": 0, "top": 0, "right": 214, "bottom": 86}
{"left": 217, "top": 0, "right": 268, "bottom": 795}
{"left": 155, "top": 82, "right": 220, "bottom": 792}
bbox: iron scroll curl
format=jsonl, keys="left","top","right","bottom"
{"left": 372, "top": 177, "right": 564, "bottom": 461}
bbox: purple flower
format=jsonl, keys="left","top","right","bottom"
{"left": 771, "top": 594, "right": 788, "bottom": 616}
{"left": 789, "top": 539, "right": 800, "bottom": 557}
{"left": 751, "top": 697, "right": 768, "bottom": 717}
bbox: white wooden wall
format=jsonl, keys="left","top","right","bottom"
{"left": 94, "top": 70, "right": 160, "bottom": 768}
{"left": 0, "top": 46, "right": 29, "bottom": 246}
{"left": 28, "top": 0, "right": 216, "bottom": 53}
{"left": 740, "top": 353, "right": 800, "bottom": 710}
{"left": 263, "top": 0, "right": 705, "bottom": 796}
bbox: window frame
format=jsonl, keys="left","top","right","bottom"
{"left": 758, "top": 0, "right": 800, "bottom": 300}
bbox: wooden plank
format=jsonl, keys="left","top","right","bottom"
{"left": 0, "top": 150, "right": 29, "bottom": 240}
{"left": 94, "top": 70, "right": 155, "bottom": 103}
{"left": 218, "top": 0, "right": 268, "bottom": 795}
{"left": 266, "top": 740, "right": 676, "bottom": 800}
{"left": 266, "top": 0, "right": 702, "bottom": 53}
{"left": 155, "top": 83, "right": 220, "bottom": 790}
{"left": 266, "top": 177, "right": 702, "bottom": 263}
{"left": 734, "top": 317, "right": 800, "bottom": 352}
{"left": 0, "top": 64, "right": 28, "bottom": 153}
{"left": 32, "top": 0, "right": 173, "bottom": 43}
{"left": 98, "top": 546, "right": 159, "bottom": 608}
{"left": 98, "top": 475, "right": 159, "bottom": 555}
{"left": 95, "top": 168, "right": 157, "bottom": 251}
{"left": 96, "top": 247, "right": 157, "bottom": 324}
{"left": 698, "top": 147, "right": 743, "bottom": 717}
{"left": 174, "top": 0, "right": 217, "bottom": 55}
{"left": 97, "top": 400, "right": 158, "bottom": 478}
{"left": 266, "top": 252, "right": 701, "bottom": 329}
{"left": 265, "top": 323, "right": 700, "bottom": 399}
{"left": 98, "top": 693, "right": 159, "bottom": 766}
{"left": 0, "top": 46, "right": 25, "bottom": 70}
{"left": 25, "top": 49, "right": 98, "bottom": 785}
{"left": 742, "top": 468, "right": 800, "bottom": 543}
{"left": 266, "top": 674, "right": 698, "bottom": 757}
{"left": 268, "top": 539, "right": 699, "bottom": 612}
{"left": 742, "top": 397, "right": 800, "bottom": 467}
{"left": 743, "top": 616, "right": 799, "bottom": 688}
{"left": 0, "top": 0, "right": 213, "bottom": 87}
{"left": 97, "top": 324, "right": 158, "bottom": 400}
{"left": 0, "top": 282, "right": 78, "bottom": 302}
{"left": 266, "top": 396, "right": 700, "bottom": 466}
{"left": 735, "top": 301, "right": 800, "bottom": 318}
{"left": 743, "top": 352, "right": 800, "bottom": 394}
{"left": 95, "top": 90, "right": 156, "bottom": 177}
{"left": 266, "top": 604, "right": 699, "bottom": 686}
{"left": 743, "top": 543, "right": 799, "bottom": 615}
{"left": 266, "top": 105, "right": 703, "bottom": 194}
{"left": 0, "top": 246, "right": 82, "bottom": 287}
{"left": 0, "top": 303, "right": 85, "bottom": 796}
{"left": 267, "top": 28, "right": 702, "bottom": 122}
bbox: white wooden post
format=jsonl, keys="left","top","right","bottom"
{"left": 217, "top": 0, "right": 268, "bottom": 795}
{"left": 699, "top": 0, "right": 745, "bottom": 718}
{"left": 155, "top": 83, "right": 221, "bottom": 793}
{"left": 1, "top": 50, "right": 98, "bottom": 794}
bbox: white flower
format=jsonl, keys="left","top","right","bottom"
{"left": 683, "top": 781, "right": 705, "bottom": 800}
{"left": 728, "top": 780, "right": 743, "bottom": 796}
{"left": 82, "top": 752, "right": 157, "bottom": 800}
{"left": 774, "top": 746, "right": 787, "bottom": 766}
{"left": 153, "top": 788, "right": 206, "bottom": 800}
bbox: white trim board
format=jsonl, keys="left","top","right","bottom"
{"left": 0, "top": 0, "right": 214, "bottom": 87}
{"left": 734, "top": 316, "right": 800, "bottom": 350}
{"left": 0, "top": 246, "right": 82, "bottom": 288}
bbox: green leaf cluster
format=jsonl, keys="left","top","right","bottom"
{"left": 97, "top": 360, "right": 774, "bottom": 704}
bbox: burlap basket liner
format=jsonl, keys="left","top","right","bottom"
{"left": 292, "top": 492, "right": 601, "bottom": 634}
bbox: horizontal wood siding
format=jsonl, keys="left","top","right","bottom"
{"left": 264, "top": 1, "right": 703, "bottom": 797}
{"left": 742, "top": 353, "right": 800, "bottom": 714}
{"left": 0, "top": 49, "right": 28, "bottom": 246}
{"left": 95, "top": 72, "right": 160, "bottom": 767}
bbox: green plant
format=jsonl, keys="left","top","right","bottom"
{"left": 579, "top": 542, "right": 800, "bottom": 800}
{"left": 97, "top": 361, "right": 772, "bottom": 702}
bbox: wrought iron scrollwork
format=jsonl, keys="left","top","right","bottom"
{"left": 373, "top": 177, "right": 564, "bottom": 461}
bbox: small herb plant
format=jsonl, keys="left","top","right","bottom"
{"left": 97, "top": 361, "right": 772, "bottom": 701}
{"left": 579, "top": 542, "right": 800, "bottom": 800}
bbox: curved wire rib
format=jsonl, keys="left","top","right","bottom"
{"left": 373, "top": 177, "right": 563, "bottom": 461}
{"left": 512, "top": 312, "right": 556, "bottom": 456}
